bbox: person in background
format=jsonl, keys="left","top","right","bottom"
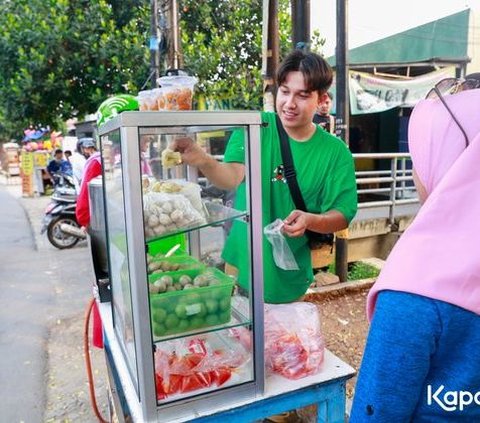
{"left": 64, "top": 150, "right": 72, "bottom": 162}
{"left": 76, "top": 141, "right": 101, "bottom": 229}
{"left": 70, "top": 139, "right": 87, "bottom": 193}
{"left": 140, "top": 135, "right": 153, "bottom": 176}
{"left": 75, "top": 140, "right": 103, "bottom": 348}
{"left": 350, "top": 80, "right": 480, "bottom": 421}
{"left": 81, "top": 138, "right": 97, "bottom": 161}
{"left": 313, "top": 91, "right": 335, "bottom": 133}
{"left": 46, "top": 148, "right": 72, "bottom": 184}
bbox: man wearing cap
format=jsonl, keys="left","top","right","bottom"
{"left": 76, "top": 140, "right": 101, "bottom": 228}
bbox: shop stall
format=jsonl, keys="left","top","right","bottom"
{"left": 95, "top": 111, "right": 355, "bottom": 422}
{"left": 3, "top": 142, "right": 20, "bottom": 178}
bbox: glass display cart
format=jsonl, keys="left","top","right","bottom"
{"left": 96, "top": 111, "right": 355, "bottom": 423}
{"left": 97, "top": 111, "right": 266, "bottom": 422}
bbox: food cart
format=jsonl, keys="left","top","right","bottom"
{"left": 94, "top": 111, "right": 354, "bottom": 422}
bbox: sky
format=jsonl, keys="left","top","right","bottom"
{"left": 311, "top": 0, "right": 480, "bottom": 57}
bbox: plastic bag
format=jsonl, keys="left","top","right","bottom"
{"left": 264, "top": 302, "right": 325, "bottom": 379}
{"left": 228, "top": 302, "right": 325, "bottom": 380}
{"left": 154, "top": 336, "right": 249, "bottom": 399}
{"left": 145, "top": 178, "right": 206, "bottom": 218}
{"left": 143, "top": 191, "right": 206, "bottom": 238}
{"left": 264, "top": 219, "right": 299, "bottom": 270}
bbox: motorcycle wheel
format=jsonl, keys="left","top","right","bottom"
{"left": 47, "top": 216, "right": 81, "bottom": 249}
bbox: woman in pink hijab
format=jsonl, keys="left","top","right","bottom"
{"left": 351, "top": 79, "right": 480, "bottom": 422}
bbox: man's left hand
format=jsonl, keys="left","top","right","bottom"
{"left": 282, "top": 210, "right": 310, "bottom": 238}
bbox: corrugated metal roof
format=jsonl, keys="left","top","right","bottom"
{"left": 328, "top": 9, "right": 470, "bottom": 67}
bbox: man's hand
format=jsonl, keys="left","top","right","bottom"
{"left": 282, "top": 210, "right": 310, "bottom": 238}
{"left": 283, "top": 209, "right": 348, "bottom": 237}
{"left": 170, "top": 137, "right": 208, "bottom": 167}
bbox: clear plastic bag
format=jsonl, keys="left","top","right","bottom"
{"left": 143, "top": 191, "right": 206, "bottom": 238}
{"left": 264, "top": 219, "right": 299, "bottom": 270}
{"left": 228, "top": 303, "right": 325, "bottom": 380}
{"left": 154, "top": 336, "right": 249, "bottom": 399}
{"left": 264, "top": 302, "right": 325, "bottom": 379}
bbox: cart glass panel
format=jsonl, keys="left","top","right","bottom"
{"left": 138, "top": 125, "right": 255, "bottom": 403}
{"left": 100, "top": 129, "right": 139, "bottom": 392}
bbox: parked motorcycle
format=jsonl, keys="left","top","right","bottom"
{"left": 41, "top": 174, "right": 85, "bottom": 249}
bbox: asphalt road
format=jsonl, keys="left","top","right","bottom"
{"left": 0, "top": 184, "right": 101, "bottom": 422}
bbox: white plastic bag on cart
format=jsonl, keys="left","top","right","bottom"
{"left": 143, "top": 192, "right": 206, "bottom": 238}
{"left": 264, "top": 219, "right": 299, "bottom": 270}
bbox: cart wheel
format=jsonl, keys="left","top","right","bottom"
{"left": 47, "top": 216, "right": 81, "bottom": 249}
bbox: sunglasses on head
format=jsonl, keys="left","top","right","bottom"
{"left": 425, "top": 77, "right": 480, "bottom": 148}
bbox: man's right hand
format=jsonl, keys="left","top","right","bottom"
{"left": 170, "top": 137, "right": 208, "bottom": 167}
{"left": 170, "top": 136, "right": 245, "bottom": 191}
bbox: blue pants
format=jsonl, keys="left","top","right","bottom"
{"left": 350, "top": 290, "right": 480, "bottom": 422}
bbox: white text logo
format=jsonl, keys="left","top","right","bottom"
{"left": 427, "top": 385, "right": 480, "bottom": 412}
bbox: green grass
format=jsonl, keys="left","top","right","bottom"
{"left": 326, "top": 261, "right": 380, "bottom": 280}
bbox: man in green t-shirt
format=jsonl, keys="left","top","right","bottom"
{"left": 172, "top": 50, "right": 357, "bottom": 304}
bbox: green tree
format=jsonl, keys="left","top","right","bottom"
{"left": 0, "top": 0, "right": 150, "bottom": 140}
{"left": 179, "top": 0, "right": 292, "bottom": 110}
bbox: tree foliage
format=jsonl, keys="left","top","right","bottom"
{"left": 0, "top": 0, "right": 325, "bottom": 141}
{"left": 179, "top": 0, "right": 292, "bottom": 110}
{"left": 0, "top": 0, "right": 150, "bottom": 140}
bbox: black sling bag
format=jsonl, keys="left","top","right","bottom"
{"left": 275, "top": 115, "right": 334, "bottom": 249}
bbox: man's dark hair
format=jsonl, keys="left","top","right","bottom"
{"left": 54, "top": 149, "right": 63, "bottom": 155}
{"left": 64, "top": 150, "right": 72, "bottom": 157}
{"left": 326, "top": 91, "right": 333, "bottom": 100}
{"left": 276, "top": 50, "right": 333, "bottom": 94}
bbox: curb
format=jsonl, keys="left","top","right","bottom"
{"left": 305, "top": 277, "right": 376, "bottom": 299}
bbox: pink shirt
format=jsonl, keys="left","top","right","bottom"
{"left": 367, "top": 89, "right": 480, "bottom": 320}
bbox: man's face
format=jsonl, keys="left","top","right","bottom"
{"left": 276, "top": 71, "right": 323, "bottom": 131}
{"left": 55, "top": 153, "right": 63, "bottom": 161}
{"left": 317, "top": 96, "right": 332, "bottom": 116}
{"left": 83, "top": 147, "right": 94, "bottom": 158}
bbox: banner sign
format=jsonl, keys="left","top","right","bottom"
{"left": 34, "top": 151, "right": 49, "bottom": 168}
{"left": 21, "top": 152, "right": 34, "bottom": 176}
{"left": 348, "top": 67, "right": 454, "bottom": 114}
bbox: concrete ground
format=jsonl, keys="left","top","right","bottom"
{"left": 0, "top": 178, "right": 108, "bottom": 423}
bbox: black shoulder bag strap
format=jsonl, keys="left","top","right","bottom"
{"left": 275, "top": 114, "right": 307, "bottom": 211}
{"left": 275, "top": 114, "right": 334, "bottom": 247}
{"left": 276, "top": 115, "right": 307, "bottom": 212}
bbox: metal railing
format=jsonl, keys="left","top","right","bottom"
{"left": 354, "top": 153, "right": 419, "bottom": 223}
{"left": 209, "top": 152, "right": 420, "bottom": 224}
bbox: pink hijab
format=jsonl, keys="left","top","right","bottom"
{"left": 367, "top": 89, "right": 480, "bottom": 320}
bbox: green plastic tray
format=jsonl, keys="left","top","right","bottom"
{"left": 149, "top": 268, "right": 234, "bottom": 337}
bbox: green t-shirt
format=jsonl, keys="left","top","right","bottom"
{"left": 222, "top": 112, "right": 357, "bottom": 303}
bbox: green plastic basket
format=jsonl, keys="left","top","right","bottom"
{"left": 149, "top": 268, "right": 234, "bottom": 338}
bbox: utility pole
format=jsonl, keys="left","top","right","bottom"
{"left": 335, "top": 0, "right": 350, "bottom": 282}
{"left": 262, "top": 0, "right": 279, "bottom": 111}
{"left": 165, "top": 0, "right": 183, "bottom": 71}
{"left": 291, "top": 0, "right": 310, "bottom": 50}
{"left": 149, "top": 0, "right": 160, "bottom": 88}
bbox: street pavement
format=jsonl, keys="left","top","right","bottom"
{"left": 0, "top": 180, "right": 107, "bottom": 422}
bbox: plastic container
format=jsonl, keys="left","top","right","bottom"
{"left": 148, "top": 255, "right": 206, "bottom": 281}
{"left": 149, "top": 267, "right": 234, "bottom": 338}
{"left": 138, "top": 88, "right": 163, "bottom": 111}
{"left": 156, "top": 76, "right": 198, "bottom": 111}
